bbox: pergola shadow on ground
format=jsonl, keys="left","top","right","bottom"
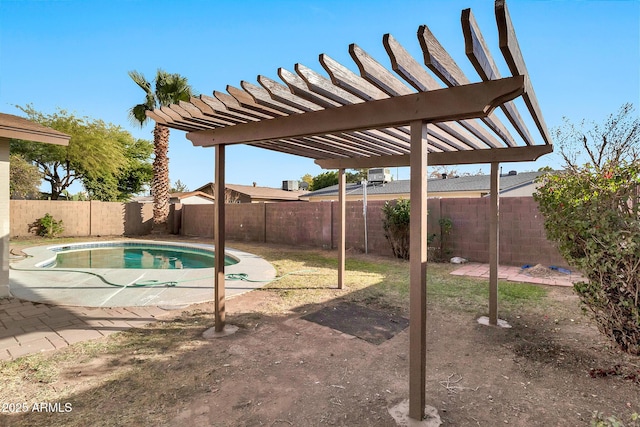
{"left": 148, "top": 0, "right": 553, "bottom": 420}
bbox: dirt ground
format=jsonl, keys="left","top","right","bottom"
{"left": 161, "top": 289, "right": 639, "bottom": 427}
{"left": 1, "top": 241, "right": 639, "bottom": 426}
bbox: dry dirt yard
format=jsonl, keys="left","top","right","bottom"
{"left": 1, "top": 240, "right": 638, "bottom": 427}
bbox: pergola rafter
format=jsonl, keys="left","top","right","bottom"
{"left": 147, "top": 0, "right": 552, "bottom": 421}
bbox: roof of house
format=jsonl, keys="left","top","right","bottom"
{"left": 304, "top": 171, "right": 547, "bottom": 198}
{"left": 227, "top": 183, "right": 305, "bottom": 200}
{"left": 133, "top": 191, "right": 215, "bottom": 203}
{"left": 0, "top": 112, "right": 70, "bottom": 146}
{"left": 195, "top": 182, "right": 306, "bottom": 201}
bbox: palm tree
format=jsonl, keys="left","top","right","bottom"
{"left": 128, "top": 69, "right": 193, "bottom": 233}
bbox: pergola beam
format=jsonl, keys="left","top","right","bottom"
{"left": 315, "top": 144, "right": 552, "bottom": 169}
{"left": 187, "top": 77, "right": 524, "bottom": 147}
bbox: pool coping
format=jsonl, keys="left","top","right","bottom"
{"left": 9, "top": 240, "right": 276, "bottom": 308}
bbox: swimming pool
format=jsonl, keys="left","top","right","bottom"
{"left": 9, "top": 240, "right": 276, "bottom": 308}
{"left": 46, "top": 243, "right": 238, "bottom": 269}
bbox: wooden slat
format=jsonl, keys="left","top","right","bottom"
{"left": 189, "top": 97, "right": 239, "bottom": 126}
{"left": 418, "top": 25, "right": 519, "bottom": 148}
{"left": 169, "top": 103, "right": 225, "bottom": 129}
{"left": 241, "top": 81, "right": 304, "bottom": 115}
{"left": 214, "top": 91, "right": 272, "bottom": 121}
{"left": 278, "top": 68, "right": 341, "bottom": 108}
{"left": 187, "top": 77, "right": 524, "bottom": 147}
{"left": 349, "top": 43, "right": 414, "bottom": 96}
{"left": 296, "top": 63, "right": 364, "bottom": 105}
{"left": 462, "top": 8, "right": 536, "bottom": 146}
{"left": 328, "top": 45, "right": 483, "bottom": 151}
{"left": 383, "top": 33, "right": 441, "bottom": 92}
{"left": 159, "top": 106, "right": 209, "bottom": 130}
{"left": 198, "top": 95, "right": 254, "bottom": 125}
{"left": 324, "top": 133, "right": 401, "bottom": 156}
{"left": 258, "top": 75, "right": 324, "bottom": 112}
{"left": 337, "top": 131, "right": 407, "bottom": 155}
{"left": 315, "top": 144, "right": 553, "bottom": 169}
{"left": 288, "top": 137, "right": 354, "bottom": 158}
{"left": 297, "top": 134, "right": 374, "bottom": 157}
{"left": 249, "top": 140, "right": 331, "bottom": 159}
{"left": 496, "top": 0, "right": 552, "bottom": 145}
{"left": 385, "top": 33, "right": 503, "bottom": 149}
{"left": 320, "top": 54, "right": 389, "bottom": 101}
{"left": 226, "top": 85, "right": 288, "bottom": 117}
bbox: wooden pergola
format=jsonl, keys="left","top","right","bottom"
{"left": 148, "top": 1, "right": 552, "bottom": 420}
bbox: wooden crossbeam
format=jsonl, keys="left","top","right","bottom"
{"left": 384, "top": 33, "right": 504, "bottom": 149}
{"left": 278, "top": 68, "right": 341, "bottom": 108}
{"left": 419, "top": 25, "right": 519, "bottom": 148}
{"left": 496, "top": 0, "right": 552, "bottom": 145}
{"left": 462, "top": 8, "right": 536, "bottom": 146}
{"left": 187, "top": 76, "right": 524, "bottom": 147}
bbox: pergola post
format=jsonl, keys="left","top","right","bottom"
{"left": 409, "top": 120, "right": 428, "bottom": 420}
{"left": 337, "top": 168, "right": 346, "bottom": 289}
{"left": 214, "top": 144, "right": 226, "bottom": 332}
{"left": 489, "top": 162, "right": 500, "bottom": 325}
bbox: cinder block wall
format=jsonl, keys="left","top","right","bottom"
{"left": 179, "top": 197, "right": 566, "bottom": 267}
{"left": 10, "top": 200, "right": 153, "bottom": 237}
{"left": 442, "top": 197, "right": 564, "bottom": 267}
{"left": 10, "top": 200, "right": 91, "bottom": 236}
{"left": 266, "top": 201, "right": 332, "bottom": 248}
{"left": 90, "top": 201, "right": 125, "bottom": 236}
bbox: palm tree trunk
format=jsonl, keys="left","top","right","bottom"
{"left": 152, "top": 123, "right": 170, "bottom": 233}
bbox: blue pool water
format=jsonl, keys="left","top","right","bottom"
{"left": 51, "top": 245, "right": 237, "bottom": 269}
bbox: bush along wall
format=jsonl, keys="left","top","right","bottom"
{"left": 534, "top": 162, "right": 640, "bottom": 355}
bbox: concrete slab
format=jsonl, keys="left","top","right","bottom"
{"left": 9, "top": 241, "right": 276, "bottom": 308}
{"left": 450, "top": 262, "right": 584, "bottom": 287}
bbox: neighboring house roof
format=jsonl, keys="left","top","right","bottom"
{"left": 302, "top": 171, "right": 548, "bottom": 200}
{"left": 0, "top": 113, "right": 70, "bottom": 145}
{"left": 132, "top": 191, "right": 215, "bottom": 204}
{"left": 194, "top": 182, "right": 307, "bottom": 202}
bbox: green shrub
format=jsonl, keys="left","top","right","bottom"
{"left": 34, "top": 213, "right": 64, "bottom": 238}
{"left": 534, "top": 161, "right": 640, "bottom": 355}
{"left": 382, "top": 199, "right": 436, "bottom": 260}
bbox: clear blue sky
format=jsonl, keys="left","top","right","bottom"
{"left": 1, "top": 0, "right": 638, "bottom": 192}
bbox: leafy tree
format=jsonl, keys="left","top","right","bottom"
{"left": 309, "top": 169, "right": 368, "bottom": 191}
{"left": 83, "top": 133, "right": 153, "bottom": 201}
{"left": 346, "top": 168, "right": 367, "bottom": 183}
{"left": 382, "top": 199, "right": 411, "bottom": 260}
{"left": 170, "top": 179, "right": 189, "bottom": 193}
{"left": 533, "top": 103, "right": 640, "bottom": 355}
{"left": 10, "top": 105, "right": 135, "bottom": 200}
{"left": 310, "top": 171, "right": 338, "bottom": 191}
{"left": 128, "top": 69, "right": 194, "bottom": 233}
{"left": 300, "top": 173, "right": 313, "bottom": 186}
{"left": 9, "top": 154, "right": 42, "bottom": 199}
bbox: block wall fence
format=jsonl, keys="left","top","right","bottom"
{"left": 181, "top": 197, "right": 567, "bottom": 268}
{"left": 9, "top": 197, "right": 567, "bottom": 268}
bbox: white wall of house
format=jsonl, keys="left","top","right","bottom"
{"left": 0, "top": 141, "right": 9, "bottom": 297}
{"left": 178, "top": 196, "right": 214, "bottom": 205}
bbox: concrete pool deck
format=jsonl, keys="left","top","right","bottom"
{"left": 9, "top": 241, "right": 276, "bottom": 308}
